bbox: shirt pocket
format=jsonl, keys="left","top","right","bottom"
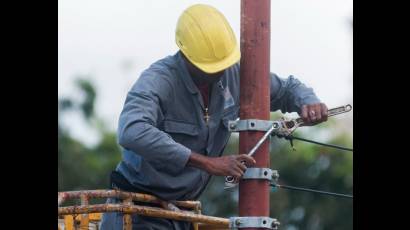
{"left": 163, "top": 119, "right": 199, "bottom": 136}
{"left": 207, "top": 105, "right": 239, "bottom": 156}
{"left": 162, "top": 119, "right": 200, "bottom": 151}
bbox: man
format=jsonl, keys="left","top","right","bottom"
{"left": 101, "top": 4, "right": 328, "bottom": 230}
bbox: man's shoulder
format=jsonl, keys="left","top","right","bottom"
{"left": 147, "top": 54, "right": 178, "bottom": 75}
{"left": 129, "top": 54, "right": 179, "bottom": 96}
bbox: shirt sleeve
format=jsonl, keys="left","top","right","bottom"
{"left": 270, "top": 73, "right": 321, "bottom": 114}
{"left": 117, "top": 71, "right": 191, "bottom": 175}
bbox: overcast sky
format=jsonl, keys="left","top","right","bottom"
{"left": 58, "top": 0, "right": 353, "bottom": 146}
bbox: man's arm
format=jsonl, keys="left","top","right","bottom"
{"left": 270, "top": 73, "right": 328, "bottom": 124}
{"left": 118, "top": 71, "right": 255, "bottom": 176}
{"left": 118, "top": 73, "right": 192, "bottom": 175}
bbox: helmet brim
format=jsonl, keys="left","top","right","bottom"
{"left": 183, "top": 44, "right": 241, "bottom": 74}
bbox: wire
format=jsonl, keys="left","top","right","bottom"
{"left": 271, "top": 183, "right": 353, "bottom": 199}
{"left": 280, "top": 135, "right": 353, "bottom": 152}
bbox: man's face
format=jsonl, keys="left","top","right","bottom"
{"left": 182, "top": 53, "right": 225, "bottom": 84}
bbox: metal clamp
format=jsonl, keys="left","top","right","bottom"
{"left": 225, "top": 169, "right": 279, "bottom": 190}
{"left": 228, "top": 119, "right": 276, "bottom": 132}
{"left": 229, "top": 216, "right": 280, "bottom": 229}
{"left": 242, "top": 168, "right": 277, "bottom": 181}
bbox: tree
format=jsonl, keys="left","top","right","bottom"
{"left": 58, "top": 77, "right": 121, "bottom": 192}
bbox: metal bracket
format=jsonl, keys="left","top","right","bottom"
{"left": 229, "top": 216, "right": 280, "bottom": 229}
{"left": 224, "top": 169, "right": 279, "bottom": 190}
{"left": 228, "top": 119, "right": 275, "bottom": 132}
{"left": 242, "top": 168, "right": 278, "bottom": 181}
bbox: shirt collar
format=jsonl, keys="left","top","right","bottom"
{"left": 175, "top": 51, "right": 200, "bottom": 95}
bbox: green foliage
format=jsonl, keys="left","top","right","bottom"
{"left": 76, "top": 77, "right": 97, "bottom": 120}
{"left": 58, "top": 78, "right": 121, "bottom": 192}
{"left": 58, "top": 79, "right": 352, "bottom": 229}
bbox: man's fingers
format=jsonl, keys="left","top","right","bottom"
{"left": 231, "top": 172, "right": 241, "bottom": 178}
{"left": 232, "top": 166, "right": 244, "bottom": 178}
{"left": 308, "top": 105, "right": 318, "bottom": 123}
{"left": 228, "top": 168, "right": 240, "bottom": 178}
{"left": 300, "top": 103, "right": 330, "bottom": 126}
{"left": 307, "top": 105, "right": 315, "bottom": 123}
{"left": 237, "top": 154, "right": 256, "bottom": 166}
{"left": 321, "top": 103, "right": 328, "bottom": 121}
{"left": 237, "top": 166, "right": 245, "bottom": 177}
{"left": 315, "top": 104, "right": 322, "bottom": 121}
{"left": 301, "top": 105, "right": 309, "bottom": 122}
{"left": 237, "top": 162, "right": 247, "bottom": 171}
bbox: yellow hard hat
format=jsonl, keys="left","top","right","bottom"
{"left": 175, "top": 4, "right": 240, "bottom": 74}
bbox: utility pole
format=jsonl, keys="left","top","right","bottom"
{"left": 239, "top": 0, "right": 271, "bottom": 229}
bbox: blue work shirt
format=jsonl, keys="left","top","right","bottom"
{"left": 116, "top": 51, "right": 320, "bottom": 201}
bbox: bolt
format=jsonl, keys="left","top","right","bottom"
{"left": 273, "top": 122, "right": 279, "bottom": 129}
{"left": 230, "top": 123, "right": 236, "bottom": 130}
{"left": 272, "top": 220, "right": 280, "bottom": 229}
{"left": 272, "top": 171, "right": 280, "bottom": 180}
{"left": 235, "top": 219, "right": 242, "bottom": 225}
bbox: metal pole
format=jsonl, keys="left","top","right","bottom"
{"left": 239, "top": 0, "right": 271, "bottom": 229}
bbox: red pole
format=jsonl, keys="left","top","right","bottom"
{"left": 239, "top": 0, "right": 271, "bottom": 229}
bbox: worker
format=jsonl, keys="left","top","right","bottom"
{"left": 100, "top": 4, "right": 328, "bottom": 230}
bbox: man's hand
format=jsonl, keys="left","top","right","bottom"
{"left": 187, "top": 152, "right": 256, "bottom": 178}
{"left": 301, "top": 103, "right": 328, "bottom": 126}
{"left": 206, "top": 154, "right": 256, "bottom": 177}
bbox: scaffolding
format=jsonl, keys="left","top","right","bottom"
{"left": 58, "top": 190, "right": 230, "bottom": 230}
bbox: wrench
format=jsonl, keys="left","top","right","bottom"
{"left": 224, "top": 121, "right": 281, "bottom": 188}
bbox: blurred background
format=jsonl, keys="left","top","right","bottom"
{"left": 58, "top": 0, "right": 353, "bottom": 229}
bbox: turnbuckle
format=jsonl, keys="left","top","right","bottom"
{"left": 279, "top": 104, "right": 352, "bottom": 136}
